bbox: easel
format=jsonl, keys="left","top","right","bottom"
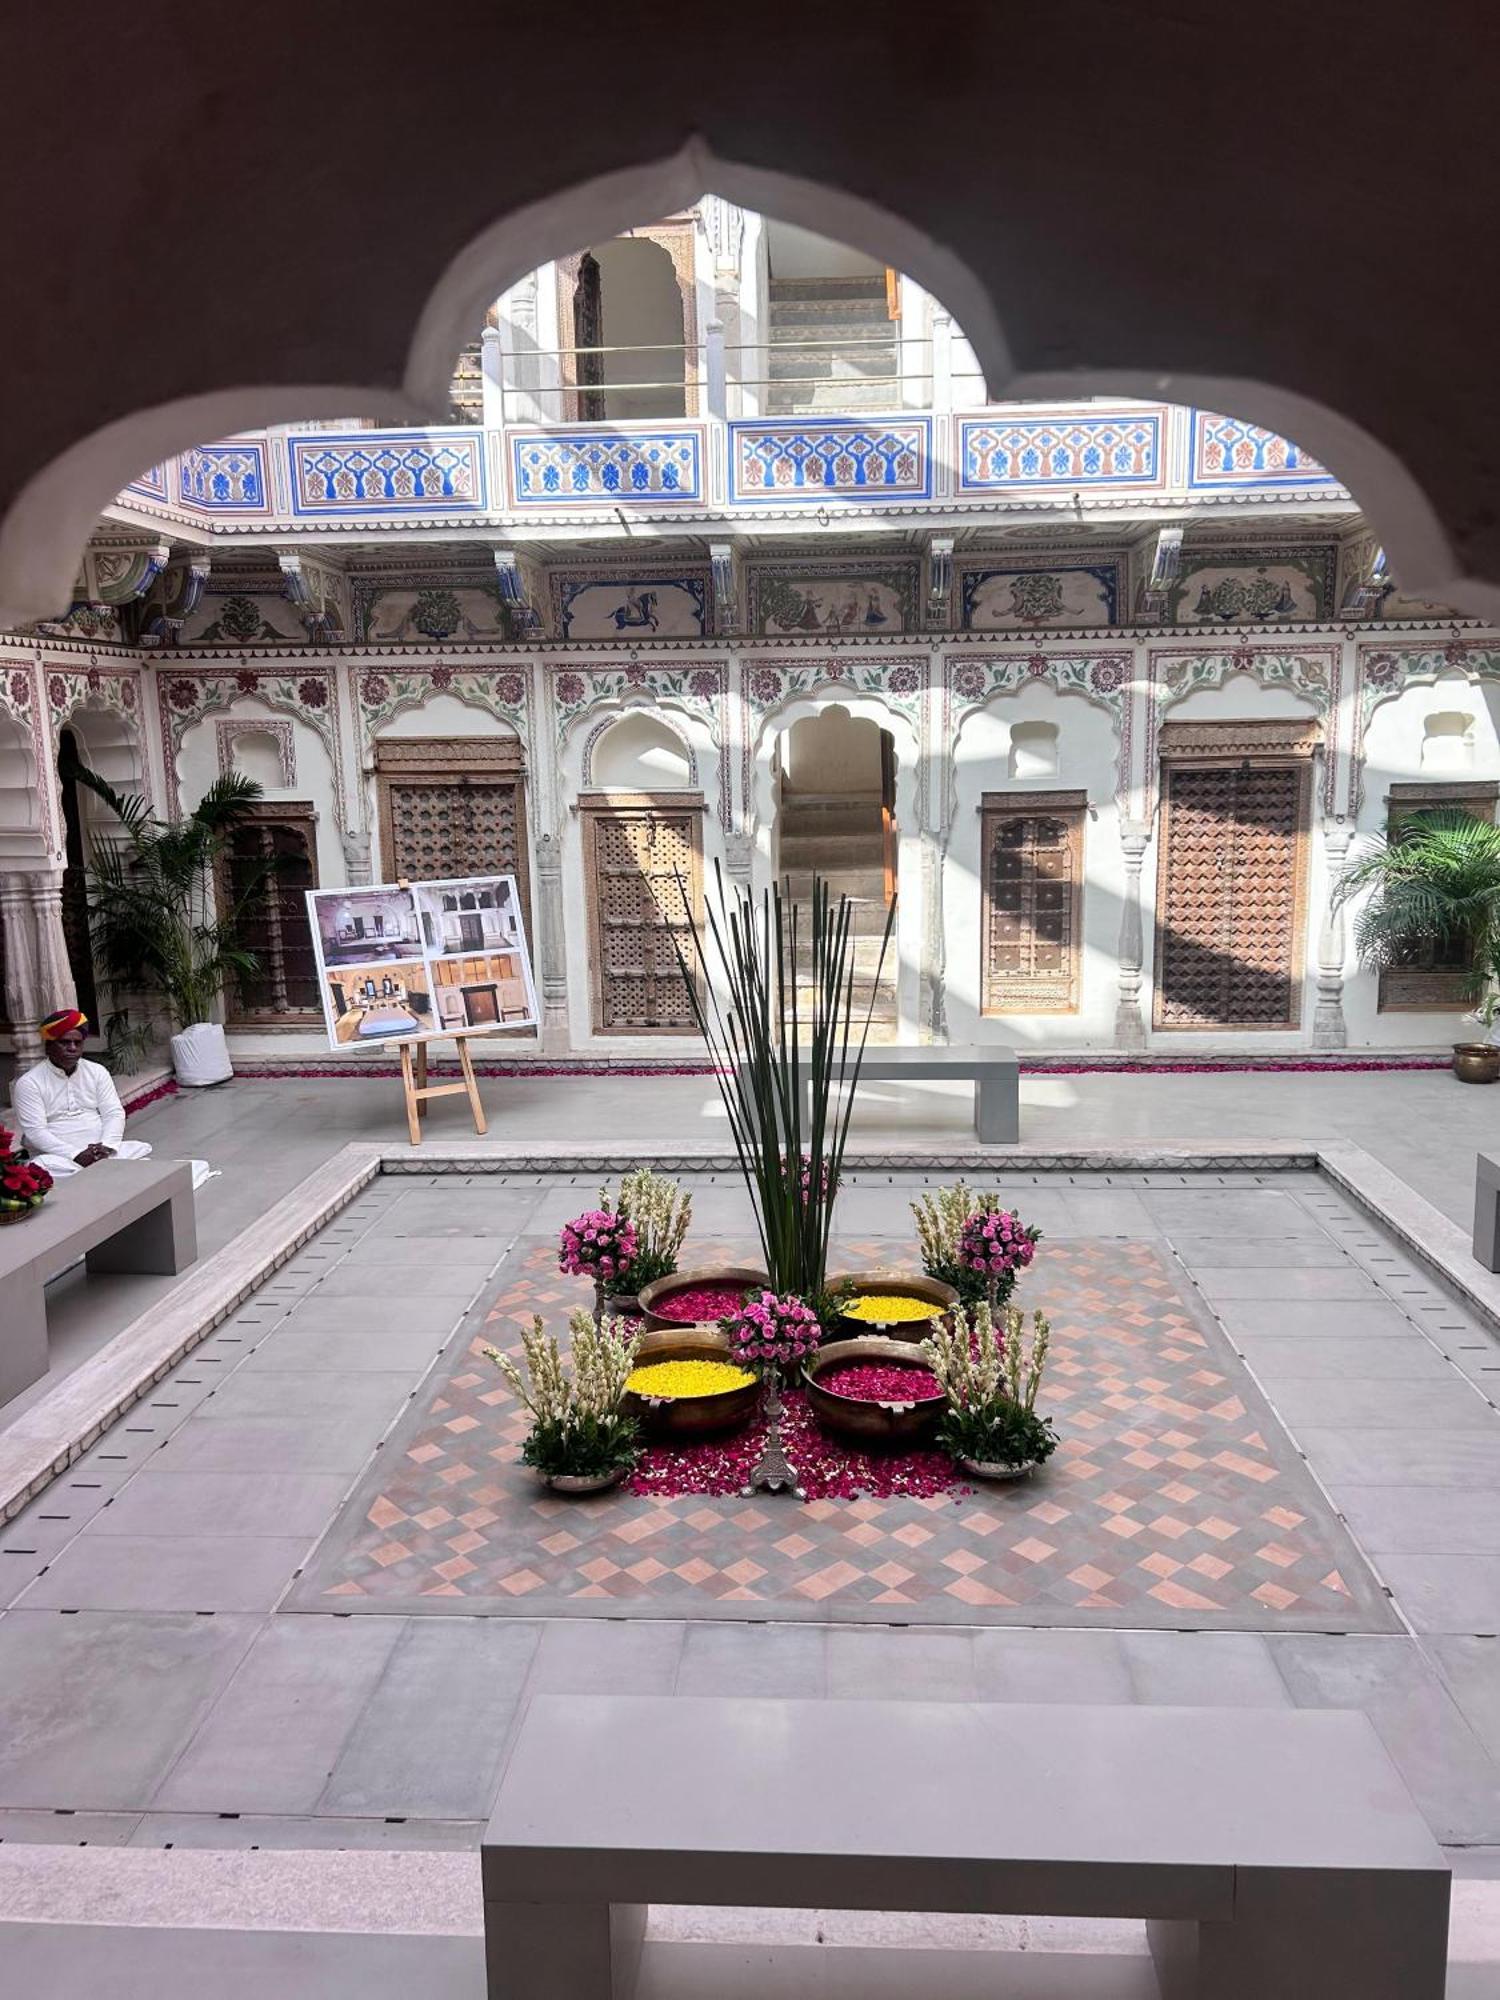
{"left": 397, "top": 1031, "right": 488, "bottom": 1147}
{"left": 390, "top": 878, "right": 488, "bottom": 1147}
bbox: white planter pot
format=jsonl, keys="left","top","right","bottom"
{"left": 170, "top": 1021, "right": 233, "bottom": 1087}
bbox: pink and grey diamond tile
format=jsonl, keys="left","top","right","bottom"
{"left": 290, "top": 1233, "right": 1397, "bottom": 1631}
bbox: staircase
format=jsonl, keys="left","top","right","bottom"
{"left": 777, "top": 792, "right": 898, "bottom": 1038}
{"left": 765, "top": 276, "right": 898, "bottom": 415}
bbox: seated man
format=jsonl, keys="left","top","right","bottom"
{"left": 11, "top": 1008, "right": 154, "bottom": 1176}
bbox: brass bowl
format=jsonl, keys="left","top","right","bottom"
{"left": 1453, "top": 1042, "right": 1500, "bottom": 1085}
{"left": 830, "top": 1269, "right": 958, "bottom": 1343}
{"left": 803, "top": 1336, "right": 946, "bottom": 1450}
{"left": 621, "top": 1327, "right": 761, "bottom": 1440}
{"left": 635, "top": 1265, "right": 769, "bottom": 1332}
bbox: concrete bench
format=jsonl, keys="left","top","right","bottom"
{"left": 0, "top": 1159, "right": 196, "bottom": 1404}
{"left": 739, "top": 1042, "right": 1019, "bottom": 1145}
{"left": 481, "top": 1695, "right": 1449, "bottom": 2000}
{"left": 1475, "top": 1151, "right": 1500, "bottom": 1270}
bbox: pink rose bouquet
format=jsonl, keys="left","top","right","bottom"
{"left": 559, "top": 1208, "right": 639, "bottom": 1290}
{"left": 725, "top": 1289, "right": 822, "bottom": 1374}
{"left": 957, "top": 1206, "right": 1040, "bottom": 1307}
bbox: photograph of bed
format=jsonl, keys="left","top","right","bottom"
{"left": 323, "top": 963, "right": 433, "bottom": 1043}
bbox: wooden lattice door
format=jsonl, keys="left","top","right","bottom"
{"left": 583, "top": 797, "right": 702, "bottom": 1033}
{"left": 374, "top": 740, "right": 532, "bottom": 943}
{"left": 980, "top": 792, "right": 1085, "bottom": 1015}
{"left": 1154, "top": 749, "right": 1311, "bottom": 1031}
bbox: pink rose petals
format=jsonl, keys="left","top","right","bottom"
{"left": 817, "top": 1361, "right": 943, "bottom": 1404}
{"left": 652, "top": 1283, "right": 752, "bottom": 1323}
{"left": 627, "top": 1387, "right": 963, "bottom": 1503}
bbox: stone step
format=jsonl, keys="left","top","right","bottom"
{"left": 768, "top": 276, "right": 888, "bottom": 302}
{"left": 780, "top": 866, "right": 889, "bottom": 907}
{"left": 779, "top": 835, "right": 886, "bottom": 872}
{"left": 766, "top": 320, "right": 896, "bottom": 346}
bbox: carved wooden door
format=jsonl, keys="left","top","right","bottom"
{"left": 584, "top": 804, "right": 701, "bottom": 1033}
{"left": 981, "top": 796, "right": 1085, "bottom": 1015}
{"left": 381, "top": 772, "right": 531, "bottom": 937}
{"left": 1154, "top": 761, "right": 1309, "bottom": 1029}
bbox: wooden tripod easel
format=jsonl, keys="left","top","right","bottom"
{"left": 390, "top": 877, "right": 488, "bottom": 1147}
{"left": 397, "top": 1032, "right": 488, "bottom": 1147}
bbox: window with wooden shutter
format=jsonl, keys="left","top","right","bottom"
{"left": 581, "top": 793, "right": 702, "bottom": 1034}
{"left": 217, "top": 802, "right": 320, "bottom": 1024}
{"left": 980, "top": 791, "right": 1086, "bottom": 1015}
{"left": 1378, "top": 780, "right": 1499, "bottom": 1010}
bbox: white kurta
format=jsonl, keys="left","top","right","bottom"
{"left": 10, "top": 1057, "right": 153, "bottom": 1176}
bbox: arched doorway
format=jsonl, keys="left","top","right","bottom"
{"left": 565, "top": 236, "right": 687, "bottom": 422}
{"left": 56, "top": 709, "right": 143, "bottom": 1033}
{"left": 776, "top": 705, "right": 897, "bottom": 1034}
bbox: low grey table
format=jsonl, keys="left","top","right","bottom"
{"left": 738, "top": 1042, "right": 1020, "bottom": 1144}
{"left": 482, "top": 1695, "right": 1449, "bottom": 2000}
{"left": 0, "top": 1158, "right": 196, "bottom": 1404}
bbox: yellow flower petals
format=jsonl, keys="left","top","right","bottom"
{"left": 842, "top": 1294, "right": 941, "bottom": 1323}
{"left": 626, "top": 1359, "right": 756, "bottom": 1399}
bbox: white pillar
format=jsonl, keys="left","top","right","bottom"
{"left": 480, "top": 324, "right": 506, "bottom": 430}
{"left": 931, "top": 310, "right": 954, "bottom": 412}
{"left": 0, "top": 873, "right": 41, "bottom": 1068}
{"left": 1313, "top": 821, "right": 1354, "bottom": 1050}
{"left": 532, "top": 830, "right": 570, "bottom": 1052}
{"left": 26, "top": 869, "right": 75, "bottom": 1024}
{"left": 1114, "top": 822, "right": 1151, "bottom": 1050}
{"left": 705, "top": 318, "right": 727, "bottom": 421}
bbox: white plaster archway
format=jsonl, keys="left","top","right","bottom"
{"left": 751, "top": 686, "right": 921, "bottom": 1039}
{"left": 0, "top": 145, "right": 1484, "bottom": 632}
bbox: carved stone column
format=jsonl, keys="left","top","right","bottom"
{"left": 1114, "top": 822, "right": 1151, "bottom": 1051}
{"left": 26, "top": 869, "right": 76, "bottom": 1028}
{"left": 1313, "top": 821, "right": 1355, "bottom": 1050}
{"left": 341, "top": 828, "right": 373, "bottom": 888}
{"left": 0, "top": 873, "right": 42, "bottom": 1067}
{"left": 533, "top": 830, "right": 569, "bottom": 1051}
{"left": 723, "top": 829, "right": 754, "bottom": 895}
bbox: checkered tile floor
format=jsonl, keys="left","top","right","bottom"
{"left": 295, "top": 1228, "right": 1393, "bottom": 1631}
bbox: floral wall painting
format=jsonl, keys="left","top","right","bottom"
{"left": 364, "top": 585, "right": 506, "bottom": 643}
{"left": 1169, "top": 546, "right": 1336, "bottom": 624}
{"left": 184, "top": 589, "right": 307, "bottom": 646}
{"left": 557, "top": 576, "right": 707, "bottom": 640}
{"left": 961, "top": 562, "right": 1121, "bottom": 630}
{"left": 748, "top": 561, "right": 918, "bottom": 637}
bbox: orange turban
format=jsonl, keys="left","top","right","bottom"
{"left": 40, "top": 1008, "right": 88, "bottom": 1041}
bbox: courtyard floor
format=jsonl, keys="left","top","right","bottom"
{"left": 5, "top": 1075, "right": 1500, "bottom": 1993}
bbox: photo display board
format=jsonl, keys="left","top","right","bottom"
{"left": 306, "top": 874, "right": 539, "bottom": 1050}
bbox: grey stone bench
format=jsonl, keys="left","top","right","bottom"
{"left": 0, "top": 1159, "right": 196, "bottom": 1405}
{"left": 1475, "top": 1151, "right": 1500, "bottom": 1270}
{"left": 739, "top": 1042, "right": 1020, "bottom": 1144}
{"left": 482, "top": 1695, "right": 1449, "bottom": 2000}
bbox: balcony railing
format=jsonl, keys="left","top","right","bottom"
{"left": 113, "top": 384, "right": 1345, "bottom": 532}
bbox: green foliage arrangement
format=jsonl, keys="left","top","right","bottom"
{"left": 1339, "top": 806, "right": 1500, "bottom": 1004}
{"left": 606, "top": 1167, "right": 693, "bottom": 1290}
{"left": 64, "top": 754, "right": 268, "bottom": 1038}
{"left": 923, "top": 1301, "right": 1059, "bottom": 1471}
{"left": 672, "top": 863, "right": 894, "bottom": 1301}
{"left": 486, "top": 1310, "right": 641, "bottom": 1480}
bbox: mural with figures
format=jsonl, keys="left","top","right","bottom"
{"left": 556, "top": 576, "right": 707, "bottom": 640}
{"left": 962, "top": 562, "right": 1121, "bottom": 630}
{"left": 748, "top": 562, "right": 916, "bottom": 637}
{"left": 1169, "top": 547, "right": 1335, "bottom": 625}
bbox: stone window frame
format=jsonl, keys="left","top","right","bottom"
{"left": 1377, "top": 779, "right": 1500, "bottom": 1012}
{"left": 578, "top": 789, "right": 705, "bottom": 1037}
{"left": 978, "top": 789, "right": 1088, "bottom": 1017}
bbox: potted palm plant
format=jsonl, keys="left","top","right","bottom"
{"left": 65, "top": 758, "right": 268, "bottom": 1086}
{"left": 1338, "top": 806, "right": 1500, "bottom": 1083}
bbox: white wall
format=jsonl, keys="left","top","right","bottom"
{"left": 943, "top": 682, "right": 1122, "bottom": 1048}
{"left": 592, "top": 238, "right": 685, "bottom": 421}
{"left": 1344, "top": 671, "right": 1500, "bottom": 1047}
{"left": 784, "top": 707, "right": 884, "bottom": 794}
{"left": 591, "top": 711, "right": 693, "bottom": 789}
{"left": 176, "top": 698, "right": 343, "bottom": 888}
{"left": 764, "top": 219, "right": 883, "bottom": 280}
